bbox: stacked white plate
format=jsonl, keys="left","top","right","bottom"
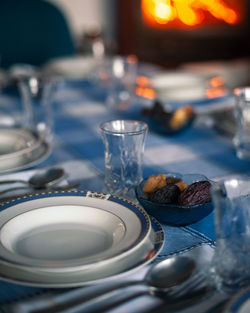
{"left": 43, "top": 56, "right": 98, "bottom": 78}
{"left": 150, "top": 71, "right": 209, "bottom": 102}
{"left": 0, "top": 191, "right": 164, "bottom": 287}
{"left": 0, "top": 128, "right": 50, "bottom": 174}
{"left": 181, "top": 58, "right": 250, "bottom": 90}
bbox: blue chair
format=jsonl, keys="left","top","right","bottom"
{"left": 0, "top": 0, "right": 76, "bottom": 69}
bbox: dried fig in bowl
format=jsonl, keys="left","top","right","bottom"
{"left": 178, "top": 180, "right": 212, "bottom": 206}
{"left": 148, "top": 184, "right": 181, "bottom": 204}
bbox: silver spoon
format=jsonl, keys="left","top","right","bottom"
{"left": 15, "top": 256, "right": 196, "bottom": 313}
{"left": 72, "top": 256, "right": 196, "bottom": 313}
{"left": 0, "top": 167, "right": 65, "bottom": 195}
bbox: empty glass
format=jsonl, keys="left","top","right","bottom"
{"left": 210, "top": 176, "right": 250, "bottom": 294}
{"left": 100, "top": 120, "right": 148, "bottom": 199}
{"left": 18, "top": 75, "right": 58, "bottom": 142}
{"left": 233, "top": 87, "right": 250, "bottom": 160}
{"left": 0, "top": 79, "right": 26, "bottom": 129}
{"left": 105, "top": 55, "right": 138, "bottom": 111}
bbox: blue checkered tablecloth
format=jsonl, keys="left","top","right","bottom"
{"left": 0, "top": 77, "right": 248, "bottom": 312}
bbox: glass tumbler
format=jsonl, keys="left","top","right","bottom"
{"left": 105, "top": 55, "right": 138, "bottom": 111}
{"left": 233, "top": 87, "right": 250, "bottom": 160}
{"left": 210, "top": 176, "right": 250, "bottom": 294}
{"left": 100, "top": 120, "right": 148, "bottom": 199}
{"left": 0, "top": 80, "right": 27, "bottom": 128}
{"left": 18, "top": 75, "right": 58, "bottom": 143}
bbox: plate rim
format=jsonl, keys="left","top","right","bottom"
{"left": 223, "top": 286, "right": 250, "bottom": 313}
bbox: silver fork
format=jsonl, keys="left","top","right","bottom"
{"left": 146, "top": 272, "right": 213, "bottom": 313}
{"left": 166, "top": 271, "right": 207, "bottom": 298}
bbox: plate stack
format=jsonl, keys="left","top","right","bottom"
{"left": 0, "top": 191, "right": 164, "bottom": 287}
{"left": 0, "top": 128, "right": 50, "bottom": 174}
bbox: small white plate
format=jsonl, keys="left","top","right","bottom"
{"left": 0, "top": 191, "right": 162, "bottom": 275}
{"left": 43, "top": 56, "right": 98, "bottom": 78}
{"left": 0, "top": 128, "right": 50, "bottom": 174}
{"left": 0, "top": 128, "right": 36, "bottom": 156}
{"left": 150, "top": 71, "right": 209, "bottom": 102}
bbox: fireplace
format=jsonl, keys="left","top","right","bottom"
{"left": 116, "top": 0, "right": 250, "bottom": 67}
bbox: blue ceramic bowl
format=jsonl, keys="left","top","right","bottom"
{"left": 135, "top": 173, "right": 214, "bottom": 226}
{"left": 141, "top": 101, "right": 195, "bottom": 135}
{"left": 142, "top": 114, "right": 195, "bottom": 135}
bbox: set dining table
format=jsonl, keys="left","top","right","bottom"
{"left": 0, "top": 58, "right": 249, "bottom": 313}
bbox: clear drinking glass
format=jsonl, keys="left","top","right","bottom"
{"left": 100, "top": 120, "right": 148, "bottom": 199}
{"left": 105, "top": 55, "right": 138, "bottom": 111}
{"left": 210, "top": 176, "right": 250, "bottom": 294}
{"left": 0, "top": 80, "right": 27, "bottom": 128}
{"left": 233, "top": 87, "right": 250, "bottom": 160}
{"left": 18, "top": 75, "right": 58, "bottom": 142}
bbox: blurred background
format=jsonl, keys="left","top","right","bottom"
{"left": 49, "top": 0, "right": 250, "bottom": 64}
{"left": 50, "top": 0, "right": 250, "bottom": 64}
{"left": 0, "top": 0, "right": 249, "bottom": 93}
{"left": 0, "top": 0, "right": 249, "bottom": 66}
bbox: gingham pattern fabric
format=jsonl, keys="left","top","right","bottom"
{"left": 0, "top": 77, "right": 247, "bottom": 312}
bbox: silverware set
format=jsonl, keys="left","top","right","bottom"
{"left": 0, "top": 167, "right": 80, "bottom": 201}
{"left": 8, "top": 256, "right": 213, "bottom": 313}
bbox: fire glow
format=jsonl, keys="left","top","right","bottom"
{"left": 141, "top": 0, "right": 240, "bottom": 27}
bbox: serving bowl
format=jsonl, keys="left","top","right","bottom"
{"left": 135, "top": 173, "right": 214, "bottom": 226}
{"left": 141, "top": 100, "right": 195, "bottom": 135}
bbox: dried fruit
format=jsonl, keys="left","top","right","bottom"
{"left": 143, "top": 174, "right": 166, "bottom": 194}
{"left": 148, "top": 184, "right": 180, "bottom": 204}
{"left": 165, "top": 176, "right": 181, "bottom": 185}
{"left": 170, "top": 105, "right": 194, "bottom": 130}
{"left": 178, "top": 180, "right": 211, "bottom": 206}
{"left": 175, "top": 181, "right": 189, "bottom": 192}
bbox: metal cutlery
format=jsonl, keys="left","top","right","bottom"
{"left": 8, "top": 257, "right": 211, "bottom": 313}
{"left": 0, "top": 183, "right": 80, "bottom": 203}
{"left": 56, "top": 271, "right": 210, "bottom": 313}
{"left": 0, "top": 167, "right": 65, "bottom": 196}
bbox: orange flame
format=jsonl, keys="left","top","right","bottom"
{"left": 209, "top": 76, "right": 224, "bottom": 88}
{"left": 142, "top": 0, "right": 239, "bottom": 27}
{"left": 136, "top": 76, "right": 156, "bottom": 99}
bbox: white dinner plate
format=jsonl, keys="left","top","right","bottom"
{"left": 0, "top": 191, "right": 162, "bottom": 280}
{"left": 0, "top": 213, "right": 163, "bottom": 288}
{"left": 149, "top": 71, "right": 226, "bottom": 103}
{"left": 0, "top": 128, "right": 50, "bottom": 174}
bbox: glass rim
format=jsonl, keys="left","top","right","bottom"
{"left": 99, "top": 119, "right": 148, "bottom": 135}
